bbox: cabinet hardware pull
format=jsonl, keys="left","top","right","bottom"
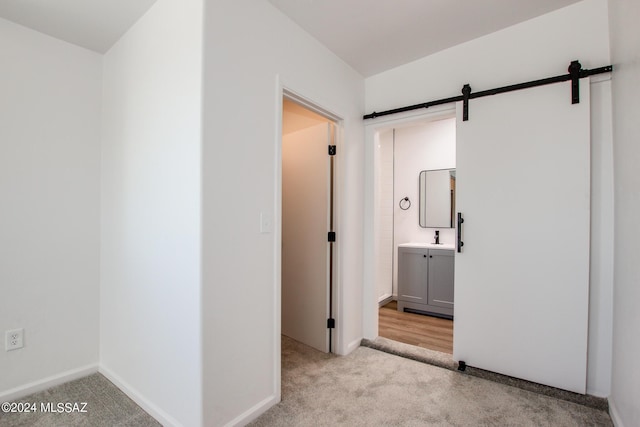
{"left": 457, "top": 212, "right": 464, "bottom": 253}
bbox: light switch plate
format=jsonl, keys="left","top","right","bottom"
{"left": 260, "top": 212, "right": 272, "bottom": 233}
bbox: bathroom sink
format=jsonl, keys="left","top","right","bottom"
{"left": 398, "top": 242, "right": 455, "bottom": 250}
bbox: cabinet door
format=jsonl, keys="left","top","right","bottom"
{"left": 397, "top": 247, "right": 428, "bottom": 303}
{"left": 428, "top": 249, "right": 454, "bottom": 309}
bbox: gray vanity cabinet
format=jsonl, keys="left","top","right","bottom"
{"left": 397, "top": 246, "right": 454, "bottom": 319}
{"left": 427, "top": 249, "right": 454, "bottom": 311}
{"left": 397, "top": 247, "right": 428, "bottom": 303}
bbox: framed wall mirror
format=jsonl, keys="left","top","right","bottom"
{"left": 419, "top": 168, "right": 456, "bottom": 228}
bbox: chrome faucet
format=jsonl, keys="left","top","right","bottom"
{"left": 434, "top": 230, "right": 440, "bottom": 244}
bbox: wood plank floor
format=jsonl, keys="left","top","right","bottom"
{"left": 378, "top": 300, "right": 453, "bottom": 354}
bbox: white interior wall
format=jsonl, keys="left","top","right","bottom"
{"left": 366, "top": 0, "right": 610, "bottom": 113}
{"left": 375, "top": 130, "right": 394, "bottom": 302}
{"left": 201, "top": 1, "right": 364, "bottom": 425}
{"left": 392, "top": 120, "right": 456, "bottom": 297}
{"left": 100, "top": 1, "right": 203, "bottom": 426}
{"left": 608, "top": 0, "right": 640, "bottom": 425}
{"left": 363, "top": 0, "right": 613, "bottom": 397}
{"left": 0, "top": 18, "right": 101, "bottom": 399}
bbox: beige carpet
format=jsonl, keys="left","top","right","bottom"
{"left": 0, "top": 374, "right": 160, "bottom": 427}
{"left": 251, "top": 336, "right": 612, "bottom": 426}
{"left": 362, "top": 336, "right": 608, "bottom": 411}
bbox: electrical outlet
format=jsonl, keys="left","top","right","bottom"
{"left": 5, "top": 328, "right": 24, "bottom": 351}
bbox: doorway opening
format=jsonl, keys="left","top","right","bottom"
{"left": 280, "top": 93, "right": 339, "bottom": 354}
{"left": 371, "top": 110, "right": 456, "bottom": 356}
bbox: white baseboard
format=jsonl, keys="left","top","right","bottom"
{"left": 0, "top": 364, "right": 99, "bottom": 402}
{"left": 378, "top": 294, "right": 394, "bottom": 307}
{"left": 98, "top": 365, "right": 183, "bottom": 427}
{"left": 345, "top": 337, "right": 362, "bottom": 355}
{"left": 586, "top": 387, "right": 608, "bottom": 398}
{"left": 608, "top": 398, "right": 624, "bottom": 427}
{"left": 223, "top": 394, "right": 279, "bottom": 427}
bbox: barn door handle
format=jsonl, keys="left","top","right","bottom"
{"left": 457, "top": 212, "right": 464, "bottom": 253}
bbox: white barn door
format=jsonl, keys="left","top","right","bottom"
{"left": 453, "top": 80, "right": 590, "bottom": 393}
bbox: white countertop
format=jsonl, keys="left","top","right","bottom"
{"left": 398, "top": 242, "right": 455, "bottom": 250}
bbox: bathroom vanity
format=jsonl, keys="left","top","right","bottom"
{"left": 397, "top": 243, "right": 454, "bottom": 319}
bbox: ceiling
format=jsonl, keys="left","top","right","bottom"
{"left": 268, "top": 0, "right": 582, "bottom": 76}
{"left": 0, "top": 0, "right": 581, "bottom": 74}
{"left": 0, "top": 0, "right": 156, "bottom": 53}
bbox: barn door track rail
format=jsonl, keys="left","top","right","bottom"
{"left": 363, "top": 60, "right": 612, "bottom": 121}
